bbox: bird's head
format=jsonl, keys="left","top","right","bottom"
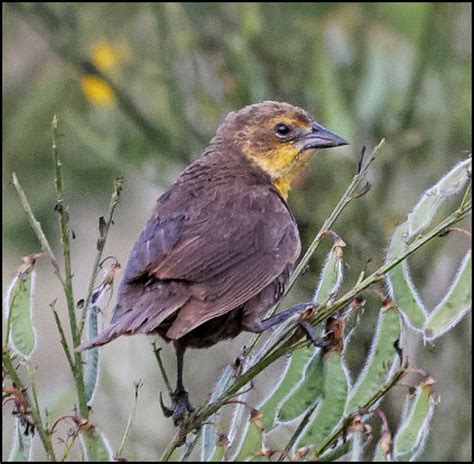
{"left": 216, "top": 101, "right": 348, "bottom": 199}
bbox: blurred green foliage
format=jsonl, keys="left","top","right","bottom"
{"left": 4, "top": 3, "right": 471, "bottom": 254}
{"left": 3, "top": 2, "right": 471, "bottom": 461}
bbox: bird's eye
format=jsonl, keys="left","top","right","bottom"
{"left": 274, "top": 123, "right": 291, "bottom": 137}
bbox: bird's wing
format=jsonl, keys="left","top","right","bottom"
{"left": 114, "top": 186, "right": 300, "bottom": 338}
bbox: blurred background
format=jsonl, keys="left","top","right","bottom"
{"left": 3, "top": 2, "right": 471, "bottom": 461}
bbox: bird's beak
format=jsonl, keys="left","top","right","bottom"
{"left": 295, "top": 122, "right": 349, "bottom": 151}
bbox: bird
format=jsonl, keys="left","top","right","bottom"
{"left": 78, "top": 101, "right": 348, "bottom": 425}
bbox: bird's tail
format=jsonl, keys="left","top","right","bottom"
{"left": 76, "top": 321, "right": 127, "bottom": 351}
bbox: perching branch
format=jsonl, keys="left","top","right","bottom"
{"left": 78, "top": 177, "right": 123, "bottom": 338}
{"left": 160, "top": 185, "right": 471, "bottom": 460}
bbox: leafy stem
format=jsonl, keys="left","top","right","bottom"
{"left": 160, "top": 186, "right": 471, "bottom": 461}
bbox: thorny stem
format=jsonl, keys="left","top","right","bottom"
{"left": 160, "top": 192, "right": 471, "bottom": 461}
{"left": 2, "top": 349, "right": 57, "bottom": 462}
{"left": 78, "top": 178, "right": 123, "bottom": 338}
{"left": 51, "top": 115, "right": 89, "bottom": 419}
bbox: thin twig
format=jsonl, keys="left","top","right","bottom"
{"left": 152, "top": 342, "right": 174, "bottom": 398}
{"left": 51, "top": 307, "right": 75, "bottom": 371}
{"left": 79, "top": 178, "right": 123, "bottom": 338}
{"left": 116, "top": 380, "right": 143, "bottom": 458}
{"left": 11, "top": 173, "right": 60, "bottom": 274}
{"left": 59, "top": 429, "right": 80, "bottom": 462}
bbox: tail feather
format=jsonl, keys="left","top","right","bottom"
{"left": 77, "top": 321, "right": 127, "bottom": 351}
{"left": 77, "top": 280, "right": 191, "bottom": 351}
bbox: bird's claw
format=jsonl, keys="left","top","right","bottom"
{"left": 159, "top": 392, "right": 175, "bottom": 418}
{"left": 298, "top": 319, "right": 330, "bottom": 348}
{"left": 160, "top": 390, "right": 195, "bottom": 426}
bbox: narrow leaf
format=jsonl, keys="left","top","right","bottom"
{"left": 424, "top": 251, "right": 472, "bottom": 340}
{"left": 408, "top": 157, "right": 471, "bottom": 236}
{"left": 313, "top": 242, "right": 345, "bottom": 305}
{"left": 209, "top": 434, "right": 229, "bottom": 462}
{"left": 201, "top": 365, "right": 235, "bottom": 461}
{"left": 234, "top": 411, "right": 265, "bottom": 462}
{"left": 349, "top": 430, "right": 365, "bottom": 462}
{"left": 386, "top": 222, "right": 427, "bottom": 330}
{"left": 276, "top": 243, "right": 344, "bottom": 423}
{"left": 436, "top": 157, "right": 471, "bottom": 196}
{"left": 298, "top": 351, "right": 349, "bottom": 449}
{"left": 258, "top": 347, "right": 314, "bottom": 431}
{"left": 277, "top": 349, "right": 324, "bottom": 423}
{"left": 5, "top": 255, "right": 41, "bottom": 358}
{"left": 85, "top": 307, "right": 100, "bottom": 405}
{"left": 9, "top": 419, "right": 33, "bottom": 462}
{"left": 85, "top": 264, "right": 120, "bottom": 406}
{"left": 80, "top": 427, "right": 113, "bottom": 461}
{"left": 393, "top": 381, "right": 435, "bottom": 460}
{"left": 346, "top": 305, "right": 401, "bottom": 413}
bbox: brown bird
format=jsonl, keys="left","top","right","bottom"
{"left": 79, "top": 101, "right": 348, "bottom": 424}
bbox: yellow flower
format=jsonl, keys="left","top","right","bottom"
{"left": 91, "top": 40, "right": 118, "bottom": 72}
{"left": 81, "top": 75, "right": 115, "bottom": 105}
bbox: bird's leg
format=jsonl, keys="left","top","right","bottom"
{"left": 243, "top": 302, "right": 329, "bottom": 347}
{"left": 159, "top": 341, "right": 195, "bottom": 426}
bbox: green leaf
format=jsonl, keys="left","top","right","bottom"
{"left": 232, "top": 348, "right": 313, "bottom": 461}
{"left": 313, "top": 243, "right": 344, "bottom": 305}
{"left": 386, "top": 222, "right": 426, "bottom": 330}
{"left": 258, "top": 347, "right": 315, "bottom": 431}
{"left": 407, "top": 189, "right": 445, "bottom": 237}
{"left": 424, "top": 251, "right": 472, "bottom": 340}
{"left": 6, "top": 267, "right": 37, "bottom": 358}
{"left": 9, "top": 419, "right": 32, "bottom": 462}
{"left": 233, "top": 411, "right": 265, "bottom": 462}
{"left": 298, "top": 351, "right": 349, "bottom": 450}
{"left": 408, "top": 157, "right": 471, "bottom": 236}
{"left": 349, "top": 430, "right": 366, "bottom": 462}
{"left": 277, "top": 350, "right": 324, "bottom": 423}
{"left": 80, "top": 427, "right": 113, "bottom": 461}
{"left": 393, "top": 382, "right": 435, "bottom": 460}
{"left": 345, "top": 305, "right": 401, "bottom": 413}
{"left": 85, "top": 307, "right": 100, "bottom": 405}
{"left": 201, "top": 365, "right": 235, "bottom": 461}
{"left": 436, "top": 157, "right": 472, "bottom": 196}
{"left": 209, "top": 442, "right": 226, "bottom": 462}
{"left": 208, "top": 434, "right": 229, "bottom": 462}
{"left": 276, "top": 244, "right": 344, "bottom": 422}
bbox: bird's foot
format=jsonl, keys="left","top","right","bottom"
{"left": 298, "top": 319, "right": 330, "bottom": 347}
{"left": 160, "top": 389, "right": 195, "bottom": 426}
{"left": 297, "top": 306, "right": 330, "bottom": 348}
